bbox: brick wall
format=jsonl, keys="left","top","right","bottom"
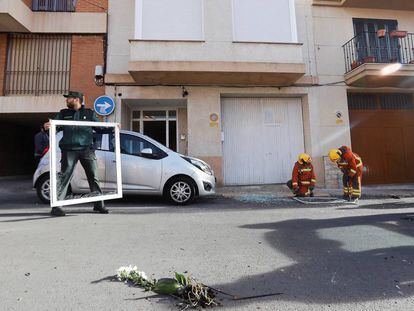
{"left": 76, "top": 0, "right": 108, "bottom": 12}
{"left": 0, "top": 34, "right": 8, "bottom": 96}
{"left": 70, "top": 35, "right": 105, "bottom": 109}
{"left": 22, "top": 0, "right": 31, "bottom": 7}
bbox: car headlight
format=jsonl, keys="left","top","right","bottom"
{"left": 182, "top": 157, "right": 213, "bottom": 175}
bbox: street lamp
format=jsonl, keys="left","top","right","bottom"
{"left": 381, "top": 63, "right": 402, "bottom": 75}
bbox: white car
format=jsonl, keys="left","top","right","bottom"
{"left": 33, "top": 130, "right": 216, "bottom": 205}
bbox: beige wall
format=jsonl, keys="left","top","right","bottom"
{"left": 0, "top": 95, "right": 63, "bottom": 113}
{"left": 120, "top": 103, "right": 130, "bottom": 131}
{"left": 107, "top": 0, "right": 134, "bottom": 74}
{"left": 177, "top": 108, "right": 188, "bottom": 155}
{"left": 109, "top": 0, "right": 306, "bottom": 74}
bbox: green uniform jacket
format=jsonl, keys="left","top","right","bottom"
{"left": 54, "top": 107, "right": 100, "bottom": 151}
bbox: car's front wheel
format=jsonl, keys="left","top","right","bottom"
{"left": 36, "top": 174, "right": 50, "bottom": 204}
{"left": 165, "top": 177, "right": 196, "bottom": 205}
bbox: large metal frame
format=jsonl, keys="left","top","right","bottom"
{"left": 49, "top": 120, "right": 122, "bottom": 207}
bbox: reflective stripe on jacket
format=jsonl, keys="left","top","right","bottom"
{"left": 292, "top": 162, "right": 316, "bottom": 187}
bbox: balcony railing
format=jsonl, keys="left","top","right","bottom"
{"left": 342, "top": 31, "right": 414, "bottom": 73}
{"left": 32, "top": 0, "right": 77, "bottom": 12}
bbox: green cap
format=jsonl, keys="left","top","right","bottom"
{"left": 63, "top": 91, "right": 84, "bottom": 102}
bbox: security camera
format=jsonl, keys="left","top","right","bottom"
{"left": 94, "top": 65, "right": 104, "bottom": 87}
{"left": 181, "top": 86, "right": 188, "bottom": 98}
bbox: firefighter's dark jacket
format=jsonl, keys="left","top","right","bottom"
{"left": 54, "top": 107, "right": 112, "bottom": 151}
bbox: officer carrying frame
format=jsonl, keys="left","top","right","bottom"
{"left": 49, "top": 120, "right": 122, "bottom": 207}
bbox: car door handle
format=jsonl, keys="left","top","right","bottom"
{"left": 112, "top": 160, "right": 116, "bottom": 163}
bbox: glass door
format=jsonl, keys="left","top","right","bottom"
{"left": 353, "top": 18, "right": 398, "bottom": 63}
{"left": 131, "top": 110, "right": 177, "bottom": 151}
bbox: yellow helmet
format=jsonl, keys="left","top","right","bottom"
{"left": 328, "top": 149, "right": 342, "bottom": 162}
{"left": 298, "top": 153, "right": 312, "bottom": 164}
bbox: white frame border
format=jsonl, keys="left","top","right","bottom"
{"left": 49, "top": 120, "right": 123, "bottom": 207}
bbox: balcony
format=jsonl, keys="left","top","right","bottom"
{"left": 342, "top": 31, "right": 414, "bottom": 87}
{"left": 0, "top": 0, "right": 31, "bottom": 32}
{"left": 128, "top": 40, "right": 306, "bottom": 86}
{"left": 0, "top": 0, "right": 106, "bottom": 33}
{"left": 32, "top": 0, "right": 76, "bottom": 12}
{"left": 313, "top": 0, "right": 414, "bottom": 10}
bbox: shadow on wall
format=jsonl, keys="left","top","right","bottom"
{"left": 214, "top": 211, "right": 414, "bottom": 306}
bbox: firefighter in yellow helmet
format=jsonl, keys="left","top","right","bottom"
{"left": 287, "top": 153, "right": 316, "bottom": 197}
{"left": 329, "top": 146, "right": 363, "bottom": 202}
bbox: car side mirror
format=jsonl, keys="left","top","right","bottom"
{"left": 140, "top": 148, "right": 153, "bottom": 158}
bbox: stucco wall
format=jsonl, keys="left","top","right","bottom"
{"left": 108, "top": 0, "right": 306, "bottom": 74}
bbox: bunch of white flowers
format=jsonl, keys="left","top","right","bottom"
{"left": 116, "top": 265, "right": 137, "bottom": 281}
{"left": 116, "top": 265, "right": 152, "bottom": 288}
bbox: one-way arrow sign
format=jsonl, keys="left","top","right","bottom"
{"left": 94, "top": 96, "right": 115, "bottom": 116}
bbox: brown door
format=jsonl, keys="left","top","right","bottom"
{"left": 348, "top": 93, "right": 414, "bottom": 184}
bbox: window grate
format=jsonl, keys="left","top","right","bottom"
{"left": 5, "top": 34, "right": 72, "bottom": 96}
{"left": 32, "top": 0, "right": 77, "bottom": 12}
{"left": 380, "top": 94, "right": 414, "bottom": 110}
{"left": 348, "top": 93, "right": 414, "bottom": 111}
{"left": 348, "top": 94, "right": 378, "bottom": 110}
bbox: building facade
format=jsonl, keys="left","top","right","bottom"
{"left": 106, "top": 0, "right": 414, "bottom": 187}
{"left": 4, "top": 0, "right": 413, "bottom": 186}
{"left": 313, "top": 0, "right": 414, "bottom": 185}
{"left": 0, "top": 0, "right": 107, "bottom": 175}
{"left": 107, "top": 0, "right": 342, "bottom": 186}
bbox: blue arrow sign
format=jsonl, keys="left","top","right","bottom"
{"left": 94, "top": 95, "right": 115, "bottom": 116}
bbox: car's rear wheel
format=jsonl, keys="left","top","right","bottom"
{"left": 36, "top": 174, "right": 50, "bottom": 204}
{"left": 165, "top": 177, "right": 196, "bottom": 205}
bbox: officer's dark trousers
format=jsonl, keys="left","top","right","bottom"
{"left": 57, "top": 148, "right": 104, "bottom": 208}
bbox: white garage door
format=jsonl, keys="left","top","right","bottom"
{"left": 222, "top": 98, "right": 304, "bottom": 185}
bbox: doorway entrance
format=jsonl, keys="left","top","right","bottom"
{"left": 131, "top": 110, "right": 177, "bottom": 151}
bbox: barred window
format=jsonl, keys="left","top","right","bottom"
{"left": 5, "top": 34, "right": 71, "bottom": 96}
{"left": 380, "top": 94, "right": 414, "bottom": 110}
{"left": 32, "top": 0, "right": 77, "bottom": 12}
{"left": 348, "top": 93, "right": 414, "bottom": 110}
{"left": 348, "top": 94, "right": 377, "bottom": 110}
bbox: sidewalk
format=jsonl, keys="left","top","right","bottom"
{"left": 215, "top": 183, "right": 414, "bottom": 203}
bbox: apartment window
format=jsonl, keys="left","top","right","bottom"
{"left": 232, "top": 0, "right": 297, "bottom": 43}
{"left": 5, "top": 34, "right": 71, "bottom": 96}
{"left": 135, "top": 0, "right": 203, "bottom": 40}
{"left": 32, "top": 0, "right": 77, "bottom": 12}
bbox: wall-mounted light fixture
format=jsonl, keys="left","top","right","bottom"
{"left": 181, "top": 86, "right": 189, "bottom": 98}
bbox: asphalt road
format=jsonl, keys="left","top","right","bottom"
{"left": 1, "top": 177, "right": 414, "bottom": 311}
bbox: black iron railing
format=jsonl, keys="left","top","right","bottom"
{"left": 32, "top": 0, "right": 77, "bottom": 12}
{"left": 5, "top": 34, "right": 72, "bottom": 96}
{"left": 342, "top": 31, "right": 414, "bottom": 73}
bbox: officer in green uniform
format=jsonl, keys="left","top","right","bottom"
{"left": 45, "top": 91, "right": 111, "bottom": 217}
